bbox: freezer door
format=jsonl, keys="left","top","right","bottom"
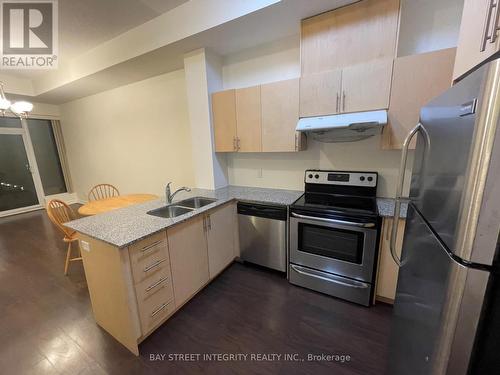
{"left": 410, "top": 58, "right": 500, "bottom": 265}
{"left": 388, "top": 204, "right": 489, "bottom": 375}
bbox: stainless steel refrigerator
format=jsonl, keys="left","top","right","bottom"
{"left": 388, "top": 58, "right": 500, "bottom": 375}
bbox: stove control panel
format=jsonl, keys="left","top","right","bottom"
{"left": 305, "top": 170, "right": 377, "bottom": 187}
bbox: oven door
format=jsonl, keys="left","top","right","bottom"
{"left": 290, "top": 211, "right": 378, "bottom": 282}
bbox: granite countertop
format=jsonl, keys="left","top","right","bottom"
{"left": 376, "top": 198, "right": 408, "bottom": 219}
{"left": 65, "top": 185, "right": 407, "bottom": 249}
{"left": 65, "top": 185, "right": 303, "bottom": 248}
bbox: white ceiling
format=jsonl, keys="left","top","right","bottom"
{"left": 9, "top": 0, "right": 188, "bottom": 79}
{"left": 5, "top": 0, "right": 360, "bottom": 102}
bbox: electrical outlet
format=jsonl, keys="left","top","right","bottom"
{"left": 81, "top": 241, "right": 90, "bottom": 252}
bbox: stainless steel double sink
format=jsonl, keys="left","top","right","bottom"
{"left": 147, "top": 197, "right": 217, "bottom": 218}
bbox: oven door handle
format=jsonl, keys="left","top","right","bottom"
{"left": 291, "top": 265, "right": 369, "bottom": 289}
{"left": 291, "top": 212, "right": 375, "bottom": 228}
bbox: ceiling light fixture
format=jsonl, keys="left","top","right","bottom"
{"left": 0, "top": 82, "right": 33, "bottom": 118}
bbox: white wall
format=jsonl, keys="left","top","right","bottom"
{"left": 60, "top": 69, "right": 195, "bottom": 201}
{"left": 222, "top": 35, "right": 301, "bottom": 89}
{"left": 222, "top": 37, "right": 405, "bottom": 197}
{"left": 228, "top": 137, "right": 405, "bottom": 198}
{"left": 397, "top": 0, "right": 464, "bottom": 57}
{"left": 183, "top": 48, "right": 228, "bottom": 189}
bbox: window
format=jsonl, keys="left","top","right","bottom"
{"left": 27, "top": 119, "right": 67, "bottom": 195}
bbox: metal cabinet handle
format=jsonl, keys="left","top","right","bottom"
{"left": 336, "top": 92, "right": 340, "bottom": 113}
{"left": 203, "top": 216, "right": 207, "bottom": 232}
{"left": 291, "top": 212, "right": 375, "bottom": 228}
{"left": 491, "top": 0, "right": 500, "bottom": 44}
{"left": 390, "top": 122, "right": 430, "bottom": 267}
{"left": 342, "top": 90, "right": 346, "bottom": 112}
{"left": 291, "top": 265, "right": 368, "bottom": 289}
{"left": 151, "top": 302, "right": 168, "bottom": 317}
{"left": 141, "top": 240, "right": 162, "bottom": 253}
{"left": 144, "top": 258, "right": 167, "bottom": 272}
{"left": 237, "top": 137, "right": 241, "bottom": 150}
{"left": 207, "top": 215, "right": 212, "bottom": 230}
{"left": 233, "top": 136, "right": 237, "bottom": 151}
{"left": 295, "top": 133, "right": 298, "bottom": 151}
{"left": 146, "top": 277, "right": 168, "bottom": 292}
{"left": 481, "top": 0, "right": 497, "bottom": 51}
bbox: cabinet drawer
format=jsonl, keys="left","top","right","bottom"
{"left": 129, "top": 232, "right": 167, "bottom": 264}
{"left": 135, "top": 266, "right": 174, "bottom": 306}
{"left": 138, "top": 287, "right": 175, "bottom": 335}
{"left": 129, "top": 234, "right": 170, "bottom": 284}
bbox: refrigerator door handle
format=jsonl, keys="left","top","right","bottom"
{"left": 390, "top": 122, "right": 430, "bottom": 267}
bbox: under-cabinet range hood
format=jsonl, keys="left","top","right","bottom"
{"left": 296, "top": 110, "right": 387, "bottom": 142}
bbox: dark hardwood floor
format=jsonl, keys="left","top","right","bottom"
{"left": 0, "top": 207, "right": 393, "bottom": 375}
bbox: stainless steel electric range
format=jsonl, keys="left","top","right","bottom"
{"left": 289, "top": 170, "right": 381, "bottom": 306}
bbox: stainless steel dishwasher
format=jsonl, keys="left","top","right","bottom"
{"left": 237, "top": 202, "right": 287, "bottom": 272}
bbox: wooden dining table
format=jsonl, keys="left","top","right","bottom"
{"left": 78, "top": 194, "right": 158, "bottom": 216}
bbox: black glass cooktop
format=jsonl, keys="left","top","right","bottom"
{"left": 292, "top": 192, "right": 378, "bottom": 216}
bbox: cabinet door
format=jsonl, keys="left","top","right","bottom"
{"left": 383, "top": 49, "right": 455, "bottom": 150}
{"left": 206, "top": 203, "right": 236, "bottom": 279}
{"left": 376, "top": 218, "right": 406, "bottom": 302}
{"left": 453, "top": 0, "right": 500, "bottom": 81}
{"left": 299, "top": 69, "right": 342, "bottom": 117}
{"left": 262, "top": 78, "right": 300, "bottom": 152}
{"left": 341, "top": 59, "right": 393, "bottom": 113}
{"left": 167, "top": 215, "right": 209, "bottom": 308}
{"left": 235, "top": 86, "right": 262, "bottom": 152}
{"left": 212, "top": 90, "right": 237, "bottom": 152}
{"left": 301, "top": 0, "right": 400, "bottom": 75}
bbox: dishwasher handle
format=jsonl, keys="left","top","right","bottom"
{"left": 237, "top": 202, "right": 287, "bottom": 221}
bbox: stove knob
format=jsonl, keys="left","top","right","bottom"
{"left": 360, "top": 176, "right": 365, "bottom": 181}
{"left": 314, "top": 174, "right": 320, "bottom": 179}
{"left": 367, "top": 176, "right": 373, "bottom": 182}
{"left": 308, "top": 174, "right": 313, "bottom": 179}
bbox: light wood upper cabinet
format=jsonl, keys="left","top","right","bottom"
{"left": 262, "top": 78, "right": 302, "bottom": 152}
{"left": 299, "top": 69, "right": 342, "bottom": 117}
{"left": 212, "top": 90, "right": 237, "bottom": 152}
{"left": 235, "top": 86, "right": 262, "bottom": 152}
{"left": 453, "top": 0, "right": 500, "bottom": 81}
{"left": 341, "top": 59, "right": 393, "bottom": 113}
{"left": 301, "top": 0, "right": 400, "bottom": 75}
{"left": 376, "top": 218, "right": 406, "bottom": 302}
{"left": 212, "top": 81, "right": 305, "bottom": 153}
{"left": 167, "top": 215, "right": 209, "bottom": 308}
{"left": 382, "top": 48, "right": 455, "bottom": 150}
{"left": 206, "top": 203, "right": 236, "bottom": 279}
{"left": 299, "top": 59, "right": 392, "bottom": 117}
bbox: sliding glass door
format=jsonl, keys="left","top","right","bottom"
{"left": 0, "top": 127, "right": 43, "bottom": 213}
{"left": 0, "top": 117, "right": 70, "bottom": 216}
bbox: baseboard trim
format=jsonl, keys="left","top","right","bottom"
{"left": 376, "top": 295, "right": 394, "bottom": 305}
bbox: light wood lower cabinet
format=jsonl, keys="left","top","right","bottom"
{"left": 77, "top": 203, "right": 237, "bottom": 356}
{"left": 376, "top": 217, "right": 406, "bottom": 303}
{"left": 206, "top": 203, "right": 236, "bottom": 278}
{"left": 167, "top": 215, "right": 210, "bottom": 308}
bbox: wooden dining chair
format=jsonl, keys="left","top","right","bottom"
{"left": 88, "top": 183, "right": 120, "bottom": 201}
{"left": 46, "top": 199, "right": 82, "bottom": 275}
